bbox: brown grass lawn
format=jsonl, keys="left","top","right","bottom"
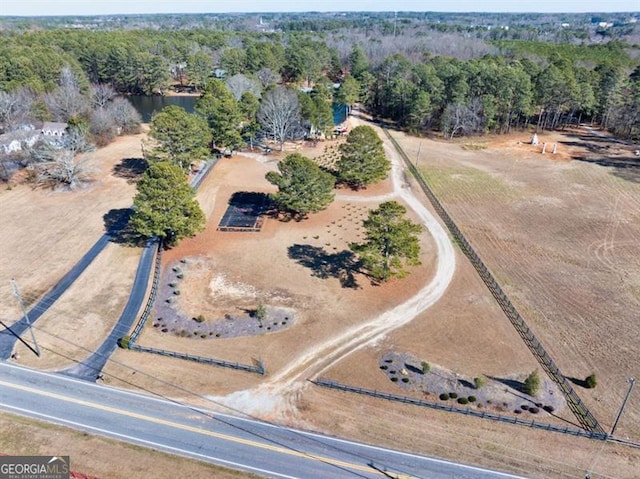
{"left": 388, "top": 127, "right": 640, "bottom": 441}
{"left": 2, "top": 122, "right": 639, "bottom": 479}
{"left": 0, "top": 411, "right": 259, "bottom": 479}
{"left": 0, "top": 131, "right": 148, "bottom": 373}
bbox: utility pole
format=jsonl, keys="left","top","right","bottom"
{"left": 10, "top": 279, "right": 40, "bottom": 357}
{"left": 610, "top": 377, "right": 636, "bottom": 436}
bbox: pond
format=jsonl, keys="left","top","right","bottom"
{"left": 128, "top": 95, "right": 348, "bottom": 127}
{"left": 127, "top": 95, "right": 198, "bottom": 122}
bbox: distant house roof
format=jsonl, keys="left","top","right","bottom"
{"left": 42, "top": 122, "right": 68, "bottom": 136}
{"left": 213, "top": 68, "right": 227, "bottom": 79}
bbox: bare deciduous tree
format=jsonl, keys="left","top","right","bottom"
{"left": 257, "top": 86, "right": 303, "bottom": 151}
{"left": 256, "top": 68, "right": 280, "bottom": 88}
{"left": 0, "top": 88, "right": 34, "bottom": 132}
{"left": 89, "top": 108, "right": 118, "bottom": 146}
{"left": 30, "top": 128, "right": 96, "bottom": 189}
{"left": 44, "top": 67, "right": 90, "bottom": 122}
{"left": 105, "top": 97, "right": 141, "bottom": 133}
{"left": 225, "top": 73, "right": 261, "bottom": 100}
{"left": 90, "top": 83, "right": 117, "bottom": 109}
{"left": 441, "top": 98, "right": 485, "bottom": 139}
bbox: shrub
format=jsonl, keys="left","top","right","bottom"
{"left": 524, "top": 370, "right": 541, "bottom": 396}
{"left": 543, "top": 405, "right": 555, "bottom": 413}
{"left": 380, "top": 365, "right": 388, "bottom": 370}
{"left": 468, "top": 396, "right": 477, "bottom": 403}
{"left": 173, "top": 290, "right": 181, "bottom": 295}
{"left": 529, "top": 407, "right": 539, "bottom": 414}
{"left": 401, "top": 377, "right": 409, "bottom": 383}
{"left": 457, "top": 397, "right": 469, "bottom": 405}
{"left": 254, "top": 302, "right": 267, "bottom": 321}
{"left": 421, "top": 361, "right": 431, "bottom": 374}
{"left": 474, "top": 376, "right": 486, "bottom": 389}
{"left": 449, "top": 392, "right": 458, "bottom": 399}
{"left": 177, "top": 273, "right": 184, "bottom": 279}
{"left": 172, "top": 266, "right": 181, "bottom": 273}
{"left": 585, "top": 373, "right": 598, "bottom": 389}
{"left": 169, "top": 282, "right": 177, "bottom": 288}
{"left": 194, "top": 314, "right": 205, "bottom": 323}
{"left": 118, "top": 335, "right": 131, "bottom": 349}
{"left": 390, "top": 377, "right": 398, "bottom": 382}
{"left": 439, "top": 393, "right": 449, "bottom": 401}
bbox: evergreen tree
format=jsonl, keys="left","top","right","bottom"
{"left": 337, "top": 125, "right": 390, "bottom": 189}
{"left": 266, "top": 153, "right": 335, "bottom": 219}
{"left": 130, "top": 161, "right": 205, "bottom": 246}
{"left": 149, "top": 105, "right": 211, "bottom": 171}
{"left": 524, "top": 370, "right": 541, "bottom": 396}
{"left": 195, "top": 79, "right": 243, "bottom": 152}
{"left": 350, "top": 201, "right": 422, "bottom": 283}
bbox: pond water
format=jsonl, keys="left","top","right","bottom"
{"left": 333, "top": 103, "right": 348, "bottom": 125}
{"left": 127, "top": 95, "right": 198, "bottom": 122}
{"left": 128, "top": 95, "right": 348, "bottom": 126}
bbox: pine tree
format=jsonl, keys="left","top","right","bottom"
{"left": 350, "top": 201, "right": 422, "bottom": 282}
{"left": 266, "top": 153, "right": 335, "bottom": 219}
{"left": 337, "top": 125, "right": 390, "bottom": 189}
{"left": 195, "top": 79, "right": 243, "bottom": 152}
{"left": 130, "top": 162, "right": 205, "bottom": 246}
{"left": 148, "top": 106, "right": 211, "bottom": 171}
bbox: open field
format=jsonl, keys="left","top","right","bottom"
{"left": 2, "top": 119, "right": 640, "bottom": 478}
{"left": 389, "top": 127, "right": 640, "bottom": 440}
{"left": 0, "top": 130, "right": 145, "bottom": 325}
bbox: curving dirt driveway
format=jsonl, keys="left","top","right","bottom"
{"left": 213, "top": 119, "right": 457, "bottom": 417}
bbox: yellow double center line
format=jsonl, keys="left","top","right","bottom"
{"left": 0, "top": 379, "right": 401, "bottom": 476}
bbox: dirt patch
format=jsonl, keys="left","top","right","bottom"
{"left": 152, "top": 258, "right": 296, "bottom": 339}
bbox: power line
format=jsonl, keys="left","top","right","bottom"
{"left": 10, "top": 316, "right": 628, "bottom": 479}
{"left": 9, "top": 279, "right": 40, "bottom": 357}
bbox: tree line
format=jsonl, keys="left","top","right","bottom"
{"left": 2, "top": 25, "right": 638, "bottom": 141}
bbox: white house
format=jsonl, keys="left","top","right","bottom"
{"left": 0, "top": 130, "right": 40, "bottom": 154}
{"left": 0, "top": 122, "right": 68, "bottom": 154}
{"left": 41, "top": 122, "right": 68, "bottom": 137}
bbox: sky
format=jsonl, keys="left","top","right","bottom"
{"left": 0, "top": 0, "right": 638, "bottom": 16}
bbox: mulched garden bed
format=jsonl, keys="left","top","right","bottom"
{"left": 379, "top": 352, "right": 565, "bottom": 418}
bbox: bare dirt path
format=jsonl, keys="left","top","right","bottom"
{"left": 211, "top": 118, "right": 456, "bottom": 417}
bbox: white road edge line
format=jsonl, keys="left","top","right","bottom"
{"left": 0, "top": 402, "right": 298, "bottom": 479}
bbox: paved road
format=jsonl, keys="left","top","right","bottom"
{"left": 56, "top": 159, "right": 216, "bottom": 381}
{"left": 0, "top": 363, "right": 526, "bottom": 479}
{"left": 0, "top": 233, "right": 114, "bottom": 360}
{"left": 58, "top": 238, "right": 158, "bottom": 381}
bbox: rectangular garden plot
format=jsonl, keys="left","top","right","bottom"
{"left": 217, "top": 192, "right": 271, "bottom": 232}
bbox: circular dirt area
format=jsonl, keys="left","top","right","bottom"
{"left": 153, "top": 258, "right": 296, "bottom": 339}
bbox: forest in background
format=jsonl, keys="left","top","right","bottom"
{"left": 0, "top": 11, "right": 639, "bottom": 149}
